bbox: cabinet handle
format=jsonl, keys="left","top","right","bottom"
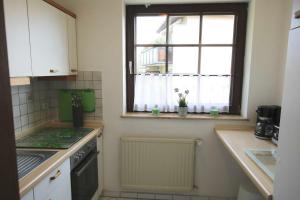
{"left": 71, "top": 69, "right": 77, "bottom": 73}
{"left": 49, "top": 170, "right": 61, "bottom": 181}
{"left": 49, "top": 69, "right": 58, "bottom": 73}
{"left": 296, "top": 10, "right": 300, "bottom": 19}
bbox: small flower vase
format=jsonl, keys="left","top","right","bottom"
{"left": 178, "top": 106, "right": 188, "bottom": 116}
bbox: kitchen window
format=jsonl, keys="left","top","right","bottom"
{"left": 126, "top": 3, "right": 248, "bottom": 114}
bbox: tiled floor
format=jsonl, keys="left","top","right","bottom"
{"left": 99, "top": 191, "right": 235, "bottom": 200}
{"left": 99, "top": 198, "right": 136, "bottom": 200}
{"left": 98, "top": 196, "right": 234, "bottom": 200}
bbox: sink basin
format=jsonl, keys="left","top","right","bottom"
{"left": 17, "top": 150, "right": 57, "bottom": 179}
{"left": 245, "top": 148, "right": 277, "bottom": 180}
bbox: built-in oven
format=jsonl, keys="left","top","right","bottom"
{"left": 70, "top": 138, "right": 98, "bottom": 200}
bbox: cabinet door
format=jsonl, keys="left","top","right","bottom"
{"left": 20, "top": 189, "right": 34, "bottom": 200}
{"left": 3, "top": 0, "right": 32, "bottom": 77}
{"left": 34, "top": 158, "right": 71, "bottom": 200}
{"left": 67, "top": 16, "right": 78, "bottom": 75}
{"left": 27, "top": 0, "right": 69, "bottom": 76}
{"left": 291, "top": 0, "right": 300, "bottom": 29}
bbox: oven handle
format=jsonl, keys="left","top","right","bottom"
{"left": 74, "top": 151, "right": 98, "bottom": 177}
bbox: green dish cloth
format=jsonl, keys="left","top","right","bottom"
{"left": 58, "top": 89, "right": 95, "bottom": 122}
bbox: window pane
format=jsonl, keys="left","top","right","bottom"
{"left": 200, "top": 47, "right": 232, "bottom": 75}
{"left": 199, "top": 76, "right": 231, "bottom": 106}
{"left": 168, "top": 47, "right": 199, "bottom": 74}
{"left": 136, "top": 47, "right": 166, "bottom": 73}
{"left": 136, "top": 16, "right": 167, "bottom": 44}
{"left": 202, "top": 15, "right": 235, "bottom": 44}
{"left": 168, "top": 16, "right": 200, "bottom": 44}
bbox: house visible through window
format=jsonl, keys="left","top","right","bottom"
{"left": 126, "top": 4, "right": 248, "bottom": 114}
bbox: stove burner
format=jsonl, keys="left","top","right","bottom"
{"left": 16, "top": 127, "right": 94, "bottom": 149}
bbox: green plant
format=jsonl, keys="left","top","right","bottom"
{"left": 174, "top": 88, "right": 189, "bottom": 107}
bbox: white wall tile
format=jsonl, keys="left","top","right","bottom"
{"left": 21, "top": 115, "right": 28, "bottom": 126}
{"left": 77, "top": 71, "right": 84, "bottom": 80}
{"left": 93, "top": 80, "right": 102, "bottom": 89}
{"left": 19, "top": 93, "right": 27, "bottom": 104}
{"left": 20, "top": 104, "right": 28, "bottom": 116}
{"left": 93, "top": 71, "right": 102, "bottom": 80}
{"left": 95, "top": 90, "right": 102, "bottom": 98}
{"left": 76, "top": 81, "right": 85, "bottom": 89}
{"left": 84, "top": 71, "right": 93, "bottom": 80}
{"left": 13, "top": 117, "right": 21, "bottom": 129}
{"left": 13, "top": 106, "right": 20, "bottom": 117}
{"left": 11, "top": 86, "right": 18, "bottom": 95}
{"left": 84, "top": 80, "right": 93, "bottom": 89}
{"left": 12, "top": 94, "right": 20, "bottom": 106}
{"left": 11, "top": 71, "right": 103, "bottom": 134}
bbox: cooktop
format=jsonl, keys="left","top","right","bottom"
{"left": 16, "top": 127, "right": 94, "bottom": 149}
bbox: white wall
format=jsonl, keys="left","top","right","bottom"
{"left": 56, "top": 0, "right": 290, "bottom": 197}
{"left": 242, "top": 0, "right": 292, "bottom": 120}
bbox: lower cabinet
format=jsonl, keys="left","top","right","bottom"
{"left": 35, "top": 158, "right": 71, "bottom": 200}
{"left": 22, "top": 158, "right": 72, "bottom": 200}
{"left": 21, "top": 189, "right": 34, "bottom": 200}
{"left": 21, "top": 135, "right": 103, "bottom": 200}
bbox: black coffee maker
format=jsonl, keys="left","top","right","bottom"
{"left": 255, "top": 105, "right": 281, "bottom": 140}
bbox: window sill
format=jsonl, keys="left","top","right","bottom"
{"left": 121, "top": 112, "right": 249, "bottom": 121}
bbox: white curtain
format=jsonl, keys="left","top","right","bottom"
{"left": 133, "top": 74, "right": 230, "bottom": 113}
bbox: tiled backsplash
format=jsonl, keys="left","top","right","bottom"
{"left": 11, "top": 80, "right": 51, "bottom": 133}
{"left": 11, "top": 71, "right": 103, "bottom": 134}
{"left": 48, "top": 71, "right": 103, "bottom": 121}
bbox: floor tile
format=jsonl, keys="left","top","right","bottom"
{"left": 138, "top": 193, "right": 155, "bottom": 199}
{"left": 121, "top": 192, "right": 138, "bottom": 198}
{"left": 155, "top": 194, "right": 172, "bottom": 200}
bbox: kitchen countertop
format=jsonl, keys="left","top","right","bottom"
{"left": 18, "top": 120, "right": 104, "bottom": 197}
{"left": 215, "top": 125, "right": 276, "bottom": 200}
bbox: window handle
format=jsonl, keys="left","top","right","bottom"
{"left": 295, "top": 10, "right": 300, "bottom": 19}
{"left": 129, "top": 61, "right": 133, "bottom": 75}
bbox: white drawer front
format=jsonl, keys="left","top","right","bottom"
{"left": 34, "top": 158, "right": 71, "bottom": 200}
{"left": 21, "top": 189, "right": 34, "bottom": 200}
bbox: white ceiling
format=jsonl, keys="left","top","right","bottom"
{"left": 125, "top": 0, "right": 249, "bottom": 5}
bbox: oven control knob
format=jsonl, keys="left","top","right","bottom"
{"left": 73, "top": 155, "right": 80, "bottom": 162}
{"left": 79, "top": 150, "right": 85, "bottom": 155}
{"left": 78, "top": 153, "right": 84, "bottom": 158}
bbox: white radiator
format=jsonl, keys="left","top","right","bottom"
{"left": 121, "top": 137, "right": 198, "bottom": 192}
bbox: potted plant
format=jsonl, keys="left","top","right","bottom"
{"left": 174, "top": 88, "right": 189, "bottom": 116}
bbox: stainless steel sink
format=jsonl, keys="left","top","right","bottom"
{"left": 17, "top": 150, "right": 57, "bottom": 179}
{"left": 245, "top": 148, "right": 277, "bottom": 180}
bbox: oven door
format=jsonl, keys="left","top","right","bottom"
{"left": 71, "top": 150, "right": 98, "bottom": 200}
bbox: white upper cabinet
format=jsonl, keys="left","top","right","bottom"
{"left": 27, "top": 0, "right": 69, "bottom": 76}
{"left": 291, "top": 0, "right": 300, "bottom": 29}
{"left": 67, "top": 15, "right": 78, "bottom": 75}
{"left": 4, "top": 0, "right": 32, "bottom": 77}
